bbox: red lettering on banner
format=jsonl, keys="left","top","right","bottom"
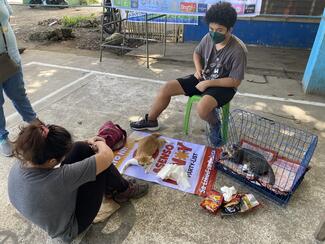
{"left": 153, "top": 144, "right": 174, "bottom": 173}
{"left": 165, "top": 145, "right": 174, "bottom": 150}
{"left": 177, "top": 142, "right": 192, "bottom": 152}
{"left": 161, "top": 149, "right": 172, "bottom": 159}
{"left": 194, "top": 147, "right": 220, "bottom": 197}
{"left": 172, "top": 157, "right": 186, "bottom": 165}
{"left": 180, "top": 2, "right": 196, "bottom": 13}
{"left": 153, "top": 158, "right": 166, "bottom": 173}
{"left": 163, "top": 178, "right": 177, "bottom": 185}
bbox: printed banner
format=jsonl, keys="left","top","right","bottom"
{"left": 121, "top": 10, "right": 199, "bottom": 25}
{"left": 112, "top": 0, "right": 262, "bottom": 17}
{"left": 113, "top": 131, "right": 219, "bottom": 196}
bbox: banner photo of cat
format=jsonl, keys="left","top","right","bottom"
{"left": 112, "top": 131, "right": 218, "bottom": 196}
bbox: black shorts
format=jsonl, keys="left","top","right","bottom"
{"left": 177, "top": 74, "right": 236, "bottom": 108}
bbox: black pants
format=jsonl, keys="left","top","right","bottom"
{"left": 61, "top": 142, "right": 129, "bottom": 234}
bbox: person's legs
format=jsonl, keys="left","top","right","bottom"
{"left": 130, "top": 75, "right": 200, "bottom": 131}
{"left": 0, "top": 86, "right": 8, "bottom": 141}
{"left": 62, "top": 142, "right": 126, "bottom": 233}
{"left": 62, "top": 142, "right": 148, "bottom": 233}
{"left": 196, "top": 94, "right": 218, "bottom": 124}
{"left": 130, "top": 80, "right": 185, "bottom": 131}
{"left": 148, "top": 80, "right": 185, "bottom": 120}
{"left": 0, "top": 85, "right": 12, "bottom": 156}
{"left": 200, "top": 87, "right": 236, "bottom": 147}
{"left": 61, "top": 142, "right": 129, "bottom": 195}
{"left": 201, "top": 87, "right": 236, "bottom": 117}
{"left": 0, "top": 67, "right": 37, "bottom": 156}
{"left": 197, "top": 95, "right": 223, "bottom": 147}
{"left": 2, "top": 66, "right": 37, "bottom": 124}
{"left": 61, "top": 141, "right": 95, "bottom": 165}
{"left": 75, "top": 169, "right": 106, "bottom": 234}
{"left": 104, "top": 163, "right": 129, "bottom": 194}
{"left": 75, "top": 168, "right": 148, "bottom": 233}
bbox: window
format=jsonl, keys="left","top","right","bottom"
{"left": 261, "top": 0, "right": 325, "bottom": 16}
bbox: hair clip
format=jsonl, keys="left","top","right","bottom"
{"left": 40, "top": 125, "right": 49, "bottom": 138}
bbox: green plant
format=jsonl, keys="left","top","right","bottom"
{"left": 79, "top": 0, "right": 99, "bottom": 5}
{"left": 86, "top": 0, "right": 99, "bottom": 4}
{"left": 62, "top": 14, "right": 97, "bottom": 27}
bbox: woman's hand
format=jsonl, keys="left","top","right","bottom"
{"left": 94, "top": 140, "right": 110, "bottom": 153}
{"left": 87, "top": 136, "right": 105, "bottom": 145}
{"left": 87, "top": 136, "right": 105, "bottom": 152}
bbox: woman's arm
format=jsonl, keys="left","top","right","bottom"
{"left": 94, "top": 141, "right": 114, "bottom": 175}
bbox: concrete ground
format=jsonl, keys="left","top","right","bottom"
{"left": 0, "top": 46, "right": 325, "bottom": 244}
{"left": 127, "top": 42, "right": 311, "bottom": 81}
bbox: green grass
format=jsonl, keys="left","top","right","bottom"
{"left": 62, "top": 14, "right": 96, "bottom": 27}
{"left": 86, "top": 0, "right": 99, "bottom": 4}
{"left": 79, "top": 0, "right": 99, "bottom": 5}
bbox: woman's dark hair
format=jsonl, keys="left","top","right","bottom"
{"left": 205, "top": 2, "right": 237, "bottom": 30}
{"left": 13, "top": 120, "right": 73, "bottom": 165}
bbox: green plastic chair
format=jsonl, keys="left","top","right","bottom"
{"left": 183, "top": 95, "right": 230, "bottom": 143}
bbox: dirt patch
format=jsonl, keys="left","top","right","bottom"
{"left": 12, "top": 6, "right": 102, "bottom": 51}
{"left": 29, "top": 27, "right": 74, "bottom": 41}
{"left": 18, "top": 13, "right": 102, "bottom": 50}
{"left": 74, "top": 28, "right": 102, "bottom": 50}
{"left": 38, "top": 18, "right": 63, "bottom": 26}
{"left": 12, "top": 5, "right": 144, "bottom": 54}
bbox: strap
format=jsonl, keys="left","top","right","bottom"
{"left": 0, "top": 23, "right": 8, "bottom": 53}
{"left": 114, "top": 124, "right": 127, "bottom": 150}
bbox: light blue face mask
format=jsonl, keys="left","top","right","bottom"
{"left": 209, "top": 31, "right": 226, "bottom": 44}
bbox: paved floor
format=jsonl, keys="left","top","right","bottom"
{"left": 127, "top": 42, "right": 311, "bottom": 80}
{"left": 0, "top": 49, "right": 324, "bottom": 244}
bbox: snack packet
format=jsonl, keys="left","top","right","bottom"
{"left": 200, "top": 190, "right": 223, "bottom": 214}
{"left": 240, "top": 194, "right": 260, "bottom": 212}
{"left": 221, "top": 193, "right": 260, "bottom": 216}
{"left": 220, "top": 194, "right": 242, "bottom": 216}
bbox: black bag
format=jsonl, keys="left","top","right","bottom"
{"left": 0, "top": 23, "right": 19, "bottom": 84}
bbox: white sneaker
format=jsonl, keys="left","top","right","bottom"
{"left": 0, "top": 138, "right": 13, "bottom": 157}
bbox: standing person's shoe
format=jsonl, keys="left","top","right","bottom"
{"left": 113, "top": 178, "right": 149, "bottom": 203}
{"left": 18, "top": 48, "right": 26, "bottom": 54}
{"left": 130, "top": 114, "right": 159, "bottom": 131}
{"left": 0, "top": 138, "right": 13, "bottom": 157}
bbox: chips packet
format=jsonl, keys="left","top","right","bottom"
{"left": 220, "top": 194, "right": 242, "bottom": 216}
{"left": 200, "top": 190, "right": 224, "bottom": 214}
{"left": 240, "top": 193, "right": 260, "bottom": 212}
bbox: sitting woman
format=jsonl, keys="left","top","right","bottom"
{"left": 8, "top": 121, "right": 148, "bottom": 242}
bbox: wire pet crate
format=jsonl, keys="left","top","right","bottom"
{"left": 215, "top": 109, "right": 318, "bottom": 205}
